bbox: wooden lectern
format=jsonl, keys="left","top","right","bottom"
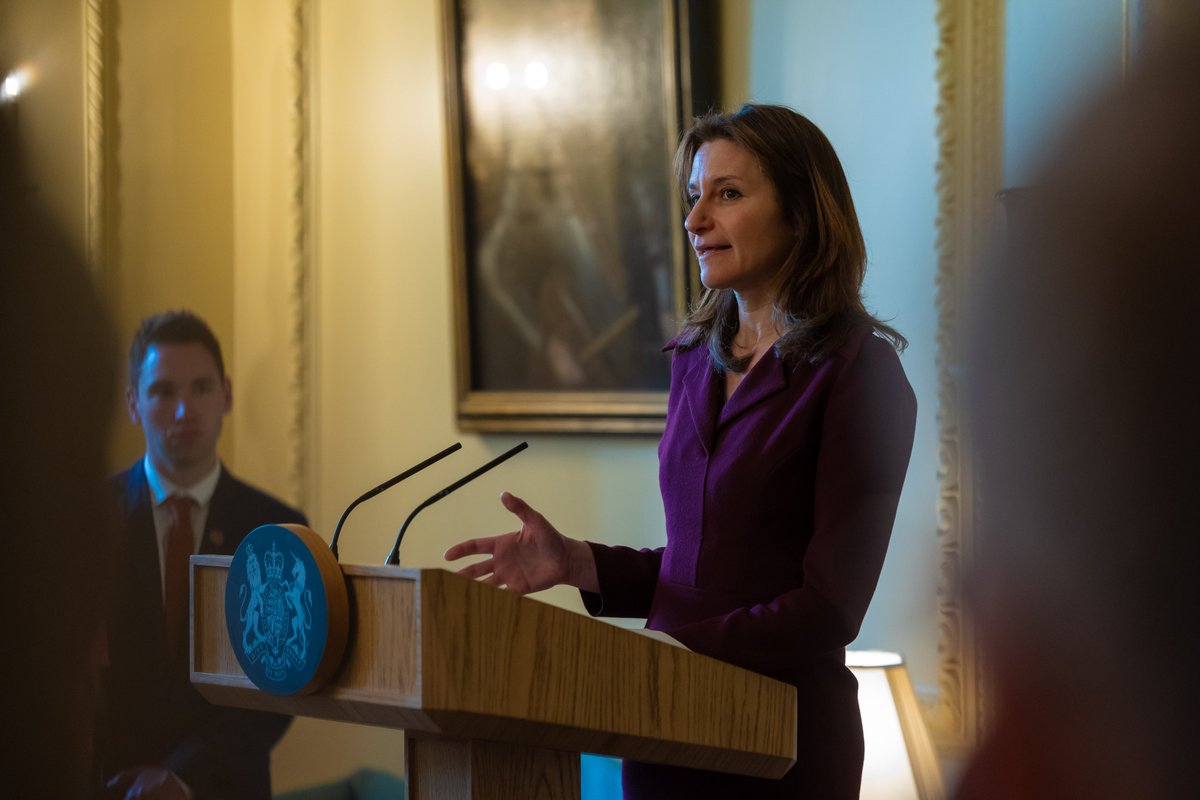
{"left": 191, "top": 557, "right": 797, "bottom": 799}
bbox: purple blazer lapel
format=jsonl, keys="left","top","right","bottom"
{"left": 719, "top": 347, "right": 790, "bottom": 428}
{"left": 680, "top": 348, "right": 722, "bottom": 454}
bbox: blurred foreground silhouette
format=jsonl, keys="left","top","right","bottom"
{"left": 960, "top": 13, "right": 1200, "bottom": 800}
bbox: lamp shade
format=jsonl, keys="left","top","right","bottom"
{"left": 849, "top": 650, "right": 944, "bottom": 800}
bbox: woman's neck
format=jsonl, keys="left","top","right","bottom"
{"left": 724, "top": 298, "right": 781, "bottom": 399}
{"left": 732, "top": 292, "right": 781, "bottom": 361}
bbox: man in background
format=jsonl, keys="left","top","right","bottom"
{"left": 102, "top": 310, "right": 305, "bottom": 800}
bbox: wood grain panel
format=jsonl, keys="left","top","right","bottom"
{"left": 407, "top": 737, "right": 580, "bottom": 800}
{"left": 470, "top": 738, "right": 580, "bottom": 800}
{"left": 332, "top": 564, "right": 419, "bottom": 696}
{"left": 193, "top": 561, "right": 795, "bottom": 778}
{"left": 419, "top": 569, "right": 796, "bottom": 778}
{"left": 191, "top": 558, "right": 420, "bottom": 708}
{"left": 407, "top": 738, "right": 470, "bottom": 800}
{"left": 192, "top": 559, "right": 241, "bottom": 675}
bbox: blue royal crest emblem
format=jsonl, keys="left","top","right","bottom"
{"left": 225, "top": 524, "right": 344, "bottom": 695}
{"left": 239, "top": 540, "right": 313, "bottom": 680}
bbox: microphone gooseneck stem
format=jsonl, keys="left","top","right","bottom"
{"left": 384, "top": 441, "right": 529, "bottom": 566}
{"left": 329, "top": 442, "right": 462, "bottom": 560}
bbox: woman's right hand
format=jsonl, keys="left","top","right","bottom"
{"left": 444, "top": 491, "right": 598, "bottom": 594}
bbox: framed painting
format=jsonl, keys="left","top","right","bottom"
{"left": 442, "top": 0, "right": 713, "bottom": 433}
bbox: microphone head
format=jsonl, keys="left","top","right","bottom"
{"left": 385, "top": 441, "right": 529, "bottom": 565}
{"left": 330, "top": 442, "right": 463, "bottom": 560}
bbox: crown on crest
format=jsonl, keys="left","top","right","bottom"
{"left": 264, "top": 541, "right": 285, "bottom": 582}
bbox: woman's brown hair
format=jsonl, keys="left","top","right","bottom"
{"left": 673, "top": 104, "right": 906, "bottom": 372}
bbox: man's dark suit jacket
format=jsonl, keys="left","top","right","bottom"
{"left": 101, "top": 461, "right": 306, "bottom": 800}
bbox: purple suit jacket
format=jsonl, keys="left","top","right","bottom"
{"left": 583, "top": 326, "right": 917, "bottom": 798}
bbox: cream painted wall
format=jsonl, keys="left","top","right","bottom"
{"left": 107, "top": 0, "right": 238, "bottom": 469}
{"left": 229, "top": 0, "right": 308, "bottom": 505}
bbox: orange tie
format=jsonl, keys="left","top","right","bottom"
{"left": 163, "top": 495, "right": 196, "bottom": 661}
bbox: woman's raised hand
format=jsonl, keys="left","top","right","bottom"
{"left": 445, "top": 491, "right": 595, "bottom": 595}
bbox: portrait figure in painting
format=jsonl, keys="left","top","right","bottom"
{"left": 459, "top": 0, "right": 682, "bottom": 392}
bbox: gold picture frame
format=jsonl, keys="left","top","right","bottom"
{"left": 441, "top": 0, "right": 707, "bottom": 433}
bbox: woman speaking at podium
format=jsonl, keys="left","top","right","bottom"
{"left": 447, "top": 103, "right": 917, "bottom": 799}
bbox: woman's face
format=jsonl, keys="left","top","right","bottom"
{"left": 685, "top": 138, "right": 795, "bottom": 301}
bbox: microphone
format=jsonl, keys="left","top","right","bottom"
{"left": 329, "top": 442, "right": 462, "bottom": 560}
{"left": 384, "top": 441, "right": 529, "bottom": 565}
